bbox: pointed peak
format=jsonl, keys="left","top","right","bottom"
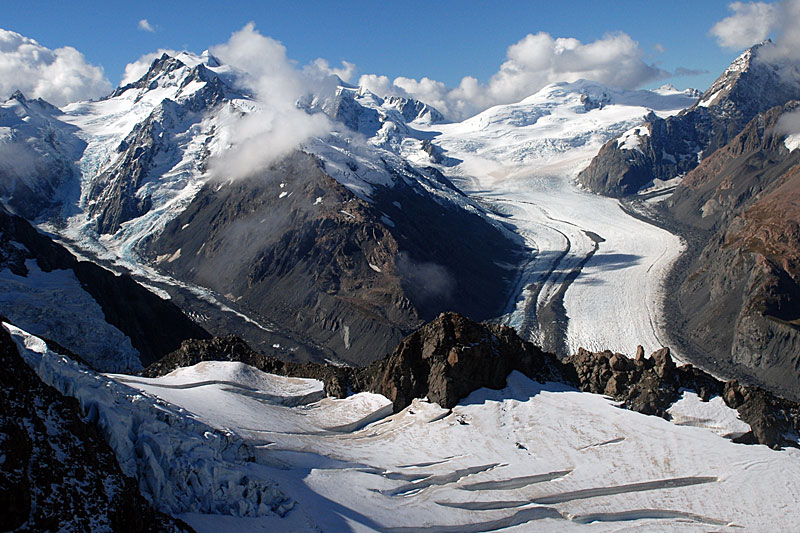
{"left": 9, "top": 90, "right": 26, "bottom": 103}
{"left": 199, "top": 50, "right": 222, "bottom": 68}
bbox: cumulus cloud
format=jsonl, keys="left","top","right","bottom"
{"left": 303, "top": 58, "right": 356, "bottom": 83}
{"left": 710, "top": 1, "right": 800, "bottom": 63}
{"left": 710, "top": 2, "right": 779, "bottom": 49}
{"left": 206, "top": 23, "right": 330, "bottom": 180}
{"left": 359, "top": 31, "right": 666, "bottom": 120}
{"left": 654, "top": 43, "right": 666, "bottom": 54}
{"left": 776, "top": 107, "right": 800, "bottom": 136}
{"left": 0, "top": 29, "right": 111, "bottom": 106}
{"left": 761, "top": 0, "right": 800, "bottom": 61}
{"left": 138, "top": 19, "right": 155, "bottom": 33}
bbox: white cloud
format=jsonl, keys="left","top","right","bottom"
{"left": 710, "top": 2, "right": 780, "bottom": 48}
{"left": 0, "top": 29, "right": 111, "bottom": 106}
{"left": 138, "top": 19, "right": 155, "bottom": 33}
{"left": 654, "top": 43, "right": 666, "bottom": 54}
{"left": 303, "top": 58, "right": 356, "bottom": 83}
{"left": 358, "top": 31, "right": 666, "bottom": 120}
{"left": 207, "top": 23, "right": 330, "bottom": 180}
{"left": 710, "top": 1, "right": 800, "bottom": 63}
{"left": 762, "top": 0, "right": 800, "bottom": 61}
{"left": 776, "top": 107, "right": 800, "bottom": 136}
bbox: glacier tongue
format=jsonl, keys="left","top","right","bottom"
{"left": 4, "top": 322, "right": 293, "bottom": 518}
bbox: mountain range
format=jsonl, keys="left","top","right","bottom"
{"left": 2, "top": 40, "right": 800, "bottom": 531}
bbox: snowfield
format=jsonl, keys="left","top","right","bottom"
{"left": 404, "top": 80, "right": 691, "bottom": 358}
{"left": 8, "top": 324, "right": 799, "bottom": 531}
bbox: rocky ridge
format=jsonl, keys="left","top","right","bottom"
{"left": 147, "top": 312, "right": 800, "bottom": 449}
{"left": 660, "top": 101, "right": 800, "bottom": 400}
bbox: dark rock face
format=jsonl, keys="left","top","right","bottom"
{"left": 0, "top": 206, "right": 209, "bottom": 369}
{"left": 661, "top": 102, "right": 800, "bottom": 400}
{"left": 578, "top": 42, "right": 800, "bottom": 196}
{"left": 147, "top": 313, "right": 574, "bottom": 413}
{"left": 354, "top": 313, "right": 572, "bottom": 411}
{"left": 568, "top": 345, "right": 800, "bottom": 449}
{"left": 0, "top": 325, "right": 192, "bottom": 532}
{"left": 569, "top": 346, "right": 677, "bottom": 416}
{"left": 147, "top": 151, "right": 524, "bottom": 366}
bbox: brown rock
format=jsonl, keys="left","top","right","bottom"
{"left": 635, "top": 345, "right": 645, "bottom": 361}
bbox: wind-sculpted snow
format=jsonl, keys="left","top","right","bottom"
{"left": 5, "top": 323, "right": 293, "bottom": 519}
{"left": 109, "top": 362, "right": 800, "bottom": 531}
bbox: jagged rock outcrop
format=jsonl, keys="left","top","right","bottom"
{"left": 145, "top": 312, "right": 800, "bottom": 448}
{"left": 146, "top": 312, "right": 800, "bottom": 448}
{"left": 578, "top": 41, "right": 800, "bottom": 196}
{"left": 146, "top": 313, "right": 574, "bottom": 410}
{"left": 354, "top": 312, "right": 573, "bottom": 411}
{"left": 569, "top": 345, "right": 800, "bottom": 449}
{"left": 0, "top": 324, "right": 192, "bottom": 532}
{"left": 0, "top": 205, "right": 209, "bottom": 370}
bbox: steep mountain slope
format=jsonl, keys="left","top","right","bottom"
{"left": 0, "top": 204, "right": 208, "bottom": 371}
{"left": 0, "top": 91, "right": 85, "bottom": 220}
{"left": 578, "top": 41, "right": 800, "bottom": 196}
{"left": 662, "top": 102, "right": 800, "bottom": 399}
{"left": 146, "top": 150, "right": 523, "bottom": 364}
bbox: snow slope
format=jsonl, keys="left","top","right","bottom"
{"left": 44, "top": 349, "right": 800, "bottom": 531}
{"left": 0, "top": 259, "right": 141, "bottom": 372}
{"left": 402, "top": 80, "right": 693, "bottom": 357}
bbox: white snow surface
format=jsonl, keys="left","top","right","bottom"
{"left": 668, "top": 390, "right": 752, "bottom": 439}
{"left": 617, "top": 125, "right": 649, "bottom": 153}
{"left": 64, "top": 354, "right": 800, "bottom": 531}
{"left": 404, "top": 79, "right": 692, "bottom": 358}
{"left": 785, "top": 133, "right": 800, "bottom": 152}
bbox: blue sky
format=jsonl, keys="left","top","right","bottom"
{"left": 1, "top": 1, "right": 791, "bottom": 117}
{"left": 5, "top": 1, "right": 741, "bottom": 87}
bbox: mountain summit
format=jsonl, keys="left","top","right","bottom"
{"left": 578, "top": 41, "right": 800, "bottom": 196}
